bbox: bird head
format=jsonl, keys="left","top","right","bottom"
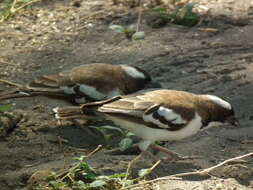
{"left": 121, "top": 65, "right": 162, "bottom": 93}
{"left": 200, "top": 95, "right": 240, "bottom": 128}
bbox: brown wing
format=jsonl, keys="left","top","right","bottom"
{"left": 28, "top": 63, "right": 123, "bottom": 94}
{"left": 97, "top": 90, "right": 196, "bottom": 131}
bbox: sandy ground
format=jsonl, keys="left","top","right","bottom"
{"left": 0, "top": 0, "right": 252, "bottom": 189}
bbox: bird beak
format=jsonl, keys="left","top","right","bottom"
{"left": 145, "top": 81, "right": 162, "bottom": 89}
{"left": 226, "top": 116, "right": 240, "bottom": 127}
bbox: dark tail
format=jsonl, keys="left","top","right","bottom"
{"left": 0, "top": 77, "right": 67, "bottom": 101}
{"left": 0, "top": 88, "right": 33, "bottom": 101}
{"left": 0, "top": 87, "right": 68, "bottom": 102}
{"left": 52, "top": 97, "right": 122, "bottom": 120}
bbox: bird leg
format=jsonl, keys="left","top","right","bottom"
{"left": 105, "top": 142, "right": 197, "bottom": 162}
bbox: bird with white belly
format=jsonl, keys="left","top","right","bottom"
{"left": 53, "top": 89, "right": 239, "bottom": 160}
{"left": 0, "top": 63, "right": 160, "bottom": 104}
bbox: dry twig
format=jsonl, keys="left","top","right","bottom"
{"left": 56, "top": 144, "right": 103, "bottom": 180}
{"left": 122, "top": 152, "right": 253, "bottom": 189}
{"left": 136, "top": 0, "right": 143, "bottom": 32}
{"left": 0, "top": 79, "right": 23, "bottom": 88}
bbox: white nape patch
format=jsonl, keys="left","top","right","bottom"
{"left": 60, "top": 86, "right": 75, "bottom": 94}
{"left": 79, "top": 84, "right": 106, "bottom": 100}
{"left": 143, "top": 106, "right": 186, "bottom": 128}
{"left": 205, "top": 95, "right": 232, "bottom": 110}
{"left": 121, "top": 65, "right": 145, "bottom": 79}
{"left": 106, "top": 113, "right": 202, "bottom": 142}
{"left": 75, "top": 97, "right": 87, "bottom": 104}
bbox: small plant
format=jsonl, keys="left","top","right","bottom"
{"left": 32, "top": 146, "right": 160, "bottom": 190}
{"left": 0, "top": 0, "right": 41, "bottom": 22}
{"left": 109, "top": 24, "right": 145, "bottom": 40}
{"left": 152, "top": 2, "right": 200, "bottom": 27}
{"left": 90, "top": 125, "right": 136, "bottom": 152}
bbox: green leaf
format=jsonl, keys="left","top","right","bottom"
{"left": 49, "top": 180, "right": 66, "bottom": 189}
{"left": 119, "top": 138, "right": 133, "bottom": 151}
{"left": 153, "top": 7, "right": 167, "bottom": 13}
{"left": 74, "top": 155, "right": 86, "bottom": 161}
{"left": 89, "top": 180, "right": 106, "bottom": 188}
{"left": 126, "top": 25, "right": 136, "bottom": 33}
{"left": 74, "top": 180, "right": 89, "bottom": 189}
{"left": 138, "top": 168, "right": 151, "bottom": 177}
{"left": 122, "top": 179, "right": 134, "bottom": 186}
{"left": 20, "top": 0, "right": 33, "bottom": 3}
{"left": 109, "top": 173, "right": 127, "bottom": 179}
{"left": 126, "top": 132, "right": 136, "bottom": 137}
{"left": 76, "top": 180, "right": 86, "bottom": 186}
{"left": 99, "top": 125, "right": 124, "bottom": 134}
{"left": 109, "top": 25, "right": 125, "bottom": 33}
{"left": 96, "top": 175, "right": 110, "bottom": 180}
{"left": 132, "top": 31, "right": 145, "bottom": 40}
{"left": 0, "top": 105, "right": 12, "bottom": 112}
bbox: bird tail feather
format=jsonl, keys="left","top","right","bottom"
{"left": 0, "top": 87, "right": 68, "bottom": 101}
{"left": 0, "top": 88, "right": 32, "bottom": 101}
{"left": 53, "top": 106, "right": 88, "bottom": 119}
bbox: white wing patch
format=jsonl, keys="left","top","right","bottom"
{"left": 143, "top": 106, "right": 187, "bottom": 128}
{"left": 121, "top": 65, "right": 145, "bottom": 79}
{"left": 79, "top": 84, "right": 120, "bottom": 100}
{"left": 60, "top": 86, "right": 75, "bottom": 94}
{"left": 79, "top": 84, "right": 106, "bottom": 100}
{"left": 158, "top": 107, "right": 186, "bottom": 124}
{"left": 61, "top": 84, "right": 120, "bottom": 101}
{"left": 205, "top": 95, "right": 232, "bottom": 110}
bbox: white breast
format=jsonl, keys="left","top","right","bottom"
{"left": 106, "top": 113, "right": 202, "bottom": 142}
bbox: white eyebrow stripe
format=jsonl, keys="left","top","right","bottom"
{"left": 205, "top": 95, "right": 232, "bottom": 110}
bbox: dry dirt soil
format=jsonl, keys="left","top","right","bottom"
{"left": 0, "top": 0, "right": 253, "bottom": 189}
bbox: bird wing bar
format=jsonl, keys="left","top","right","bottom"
{"left": 142, "top": 104, "right": 188, "bottom": 131}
